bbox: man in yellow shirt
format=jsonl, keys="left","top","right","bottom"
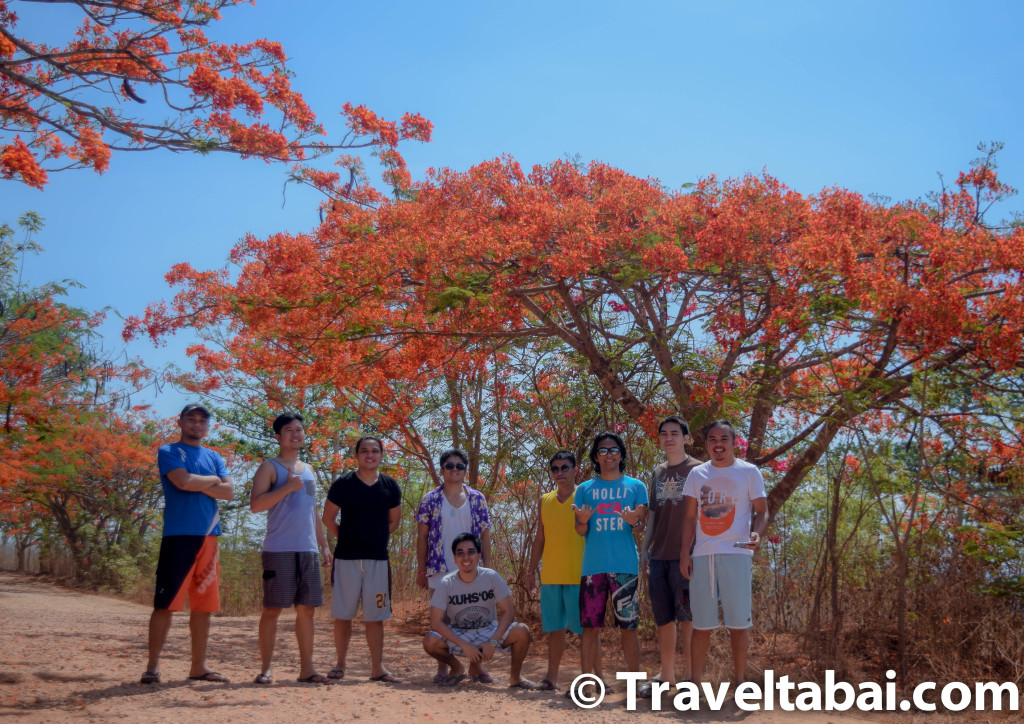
{"left": 526, "top": 450, "right": 597, "bottom": 690}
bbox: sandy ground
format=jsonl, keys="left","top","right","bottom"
{"left": 0, "top": 572, "right": 916, "bottom": 723}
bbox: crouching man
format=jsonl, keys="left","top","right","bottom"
{"left": 422, "top": 533, "right": 538, "bottom": 690}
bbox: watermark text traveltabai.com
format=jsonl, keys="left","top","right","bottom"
{"left": 567, "top": 670, "right": 1020, "bottom": 712}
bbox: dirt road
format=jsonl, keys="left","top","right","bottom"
{"left": 0, "top": 572, "right": 887, "bottom": 722}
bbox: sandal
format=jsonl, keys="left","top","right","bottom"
{"left": 253, "top": 673, "right": 273, "bottom": 685}
{"left": 509, "top": 679, "right": 540, "bottom": 690}
{"left": 327, "top": 667, "right": 345, "bottom": 680}
{"left": 441, "top": 673, "right": 467, "bottom": 687}
{"left": 297, "top": 674, "right": 328, "bottom": 684}
{"left": 369, "top": 673, "right": 402, "bottom": 683}
{"left": 139, "top": 671, "right": 160, "bottom": 685}
{"left": 471, "top": 673, "right": 495, "bottom": 684}
{"left": 187, "top": 672, "right": 229, "bottom": 683}
{"left": 536, "top": 678, "right": 556, "bottom": 691}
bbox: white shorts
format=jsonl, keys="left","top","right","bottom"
{"left": 331, "top": 559, "right": 391, "bottom": 621}
{"left": 690, "top": 554, "right": 753, "bottom": 630}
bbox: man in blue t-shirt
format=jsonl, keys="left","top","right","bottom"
{"left": 141, "top": 404, "right": 234, "bottom": 685}
{"left": 573, "top": 432, "right": 649, "bottom": 694}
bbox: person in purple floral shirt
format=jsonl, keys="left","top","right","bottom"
{"left": 416, "top": 448, "right": 492, "bottom": 682}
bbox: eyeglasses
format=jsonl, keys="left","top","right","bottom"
{"left": 596, "top": 447, "right": 621, "bottom": 457}
{"left": 454, "top": 548, "right": 479, "bottom": 557}
{"left": 443, "top": 462, "right": 468, "bottom": 471}
{"left": 550, "top": 464, "right": 573, "bottom": 473}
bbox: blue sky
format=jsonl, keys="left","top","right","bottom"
{"left": 4, "top": 0, "right": 1023, "bottom": 419}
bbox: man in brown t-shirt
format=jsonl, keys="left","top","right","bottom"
{"left": 643, "top": 415, "right": 700, "bottom": 686}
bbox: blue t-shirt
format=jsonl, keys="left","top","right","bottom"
{"left": 576, "top": 475, "right": 649, "bottom": 576}
{"left": 158, "top": 442, "right": 228, "bottom": 536}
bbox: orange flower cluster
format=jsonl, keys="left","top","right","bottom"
{"left": 0, "top": 1, "right": 430, "bottom": 187}
{"left": 127, "top": 151, "right": 1024, "bottom": 513}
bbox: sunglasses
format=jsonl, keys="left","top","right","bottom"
{"left": 443, "top": 462, "right": 468, "bottom": 471}
{"left": 596, "top": 447, "right": 621, "bottom": 456}
{"left": 550, "top": 464, "right": 573, "bottom": 473}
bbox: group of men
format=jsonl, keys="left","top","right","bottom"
{"left": 525, "top": 416, "right": 768, "bottom": 696}
{"left": 140, "top": 404, "right": 768, "bottom": 696}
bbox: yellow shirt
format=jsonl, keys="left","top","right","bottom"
{"left": 540, "top": 488, "right": 585, "bottom": 584}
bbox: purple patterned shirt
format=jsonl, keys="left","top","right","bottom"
{"left": 416, "top": 485, "right": 490, "bottom": 577}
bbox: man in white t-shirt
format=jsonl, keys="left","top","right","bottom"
{"left": 679, "top": 419, "right": 768, "bottom": 690}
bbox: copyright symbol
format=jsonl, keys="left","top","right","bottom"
{"left": 569, "top": 673, "right": 605, "bottom": 708}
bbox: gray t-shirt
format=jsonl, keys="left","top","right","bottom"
{"left": 430, "top": 567, "right": 511, "bottom": 630}
{"left": 647, "top": 457, "right": 700, "bottom": 560}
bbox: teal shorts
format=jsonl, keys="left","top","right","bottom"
{"left": 540, "top": 583, "right": 582, "bottom": 634}
{"left": 690, "top": 554, "right": 753, "bottom": 630}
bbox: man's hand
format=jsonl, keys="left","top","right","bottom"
{"left": 525, "top": 570, "right": 537, "bottom": 593}
{"left": 283, "top": 471, "right": 304, "bottom": 494}
{"left": 480, "top": 643, "right": 496, "bottom": 662}
{"left": 572, "top": 504, "right": 594, "bottom": 524}
{"left": 320, "top": 545, "right": 333, "bottom": 568}
{"left": 463, "top": 642, "right": 483, "bottom": 663}
{"left": 741, "top": 531, "right": 761, "bottom": 550}
{"left": 618, "top": 506, "right": 642, "bottom": 526}
{"left": 679, "top": 553, "right": 693, "bottom": 580}
{"left": 416, "top": 570, "right": 428, "bottom": 589}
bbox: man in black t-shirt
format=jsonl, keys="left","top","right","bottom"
{"left": 322, "top": 436, "right": 402, "bottom": 683}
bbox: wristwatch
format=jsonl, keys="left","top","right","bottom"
{"left": 489, "top": 638, "right": 499, "bottom": 647}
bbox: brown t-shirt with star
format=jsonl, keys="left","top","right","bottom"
{"left": 646, "top": 457, "right": 700, "bottom": 561}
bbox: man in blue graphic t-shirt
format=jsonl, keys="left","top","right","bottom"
{"left": 573, "top": 431, "right": 649, "bottom": 695}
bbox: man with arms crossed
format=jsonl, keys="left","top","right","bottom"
{"left": 573, "top": 432, "right": 649, "bottom": 695}
{"left": 525, "top": 450, "right": 591, "bottom": 691}
{"left": 141, "top": 403, "right": 233, "bottom": 684}
{"left": 249, "top": 412, "right": 332, "bottom": 684}
{"left": 644, "top": 415, "right": 700, "bottom": 686}
{"left": 680, "top": 420, "right": 768, "bottom": 690}
{"left": 322, "top": 436, "right": 402, "bottom": 682}
{"left": 423, "top": 533, "right": 537, "bottom": 689}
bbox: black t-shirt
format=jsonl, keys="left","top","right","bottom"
{"left": 326, "top": 471, "right": 402, "bottom": 560}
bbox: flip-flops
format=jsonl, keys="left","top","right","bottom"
{"left": 327, "top": 667, "right": 345, "bottom": 680}
{"left": 471, "top": 673, "right": 495, "bottom": 684}
{"left": 509, "top": 679, "right": 540, "bottom": 690}
{"left": 187, "top": 672, "right": 229, "bottom": 683}
{"left": 253, "top": 673, "right": 273, "bottom": 685}
{"left": 139, "top": 671, "right": 160, "bottom": 685}
{"left": 441, "top": 673, "right": 467, "bottom": 687}
{"left": 369, "top": 673, "right": 401, "bottom": 683}
{"left": 297, "top": 674, "right": 329, "bottom": 684}
{"left": 536, "top": 678, "right": 557, "bottom": 691}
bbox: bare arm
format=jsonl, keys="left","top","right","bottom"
{"left": 480, "top": 528, "right": 493, "bottom": 569}
{"left": 525, "top": 500, "right": 544, "bottom": 590}
{"left": 202, "top": 479, "right": 234, "bottom": 501}
{"left": 322, "top": 499, "right": 340, "bottom": 539}
{"left": 747, "top": 497, "right": 769, "bottom": 548}
{"left": 679, "top": 496, "right": 698, "bottom": 579}
{"left": 165, "top": 467, "right": 222, "bottom": 492}
{"left": 313, "top": 505, "right": 332, "bottom": 566}
{"left": 249, "top": 461, "right": 302, "bottom": 512}
{"left": 388, "top": 505, "right": 401, "bottom": 534}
